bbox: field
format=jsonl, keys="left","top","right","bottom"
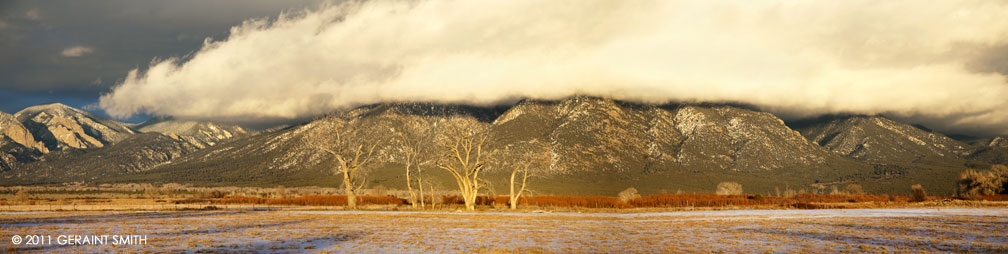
{"left": 1, "top": 208, "right": 1006, "bottom": 253}
{"left": 2, "top": 186, "right": 1007, "bottom": 253}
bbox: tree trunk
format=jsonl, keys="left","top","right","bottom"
{"left": 417, "top": 173, "right": 425, "bottom": 209}
{"left": 344, "top": 168, "right": 357, "bottom": 209}
{"left": 405, "top": 162, "right": 417, "bottom": 208}
{"left": 464, "top": 192, "right": 476, "bottom": 210}
{"left": 510, "top": 169, "right": 518, "bottom": 210}
{"left": 429, "top": 184, "right": 436, "bottom": 209}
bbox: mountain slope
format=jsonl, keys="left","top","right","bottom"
{"left": 492, "top": 98, "right": 841, "bottom": 175}
{"left": 1, "top": 112, "right": 45, "bottom": 171}
{"left": 4, "top": 99, "right": 990, "bottom": 195}
{"left": 112, "top": 98, "right": 878, "bottom": 195}
{"left": 136, "top": 117, "right": 250, "bottom": 149}
{"left": 1, "top": 111, "right": 47, "bottom": 153}
{"left": 14, "top": 103, "right": 135, "bottom": 151}
{"left": 794, "top": 115, "right": 969, "bottom": 165}
{"left": 110, "top": 103, "right": 501, "bottom": 187}
{"left": 792, "top": 115, "right": 981, "bottom": 194}
{"left": 2, "top": 133, "right": 198, "bottom": 184}
{"left": 0, "top": 139, "right": 39, "bottom": 171}
{"left": 965, "top": 136, "right": 1008, "bottom": 165}
{"left": 1, "top": 104, "right": 249, "bottom": 184}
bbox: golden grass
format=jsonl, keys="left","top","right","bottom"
{"left": 3, "top": 209, "right": 1004, "bottom": 253}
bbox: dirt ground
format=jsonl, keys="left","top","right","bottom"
{"left": 1, "top": 208, "right": 1006, "bottom": 253}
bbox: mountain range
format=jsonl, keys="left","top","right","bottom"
{"left": 1, "top": 98, "right": 1005, "bottom": 195}
{"left": 1, "top": 103, "right": 247, "bottom": 183}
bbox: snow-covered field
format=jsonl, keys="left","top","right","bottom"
{"left": 2, "top": 208, "right": 1006, "bottom": 253}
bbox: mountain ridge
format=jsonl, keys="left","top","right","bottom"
{"left": 0, "top": 105, "right": 247, "bottom": 183}
{"left": 14, "top": 103, "right": 136, "bottom": 151}
{"left": 2, "top": 99, "right": 1005, "bottom": 195}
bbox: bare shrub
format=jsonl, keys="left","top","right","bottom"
{"left": 369, "top": 185, "right": 388, "bottom": 196}
{"left": 716, "top": 182, "right": 743, "bottom": 195}
{"left": 618, "top": 187, "right": 641, "bottom": 202}
{"left": 829, "top": 186, "right": 841, "bottom": 195}
{"left": 144, "top": 188, "right": 161, "bottom": 198}
{"left": 957, "top": 165, "right": 1008, "bottom": 198}
{"left": 843, "top": 184, "right": 864, "bottom": 195}
{"left": 910, "top": 184, "right": 927, "bottom": 202}
{"left": 997, "top": 164, "right": 1008, "bottom": 192}
{"left": 195, "top": 190, "right": 227, "bottom": 199}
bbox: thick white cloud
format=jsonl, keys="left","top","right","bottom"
{"left": 100, "top": 0, "right": 1008, "bottom": 135}
{"left": 60, "top": 46, "right": 94, "bottom": 57}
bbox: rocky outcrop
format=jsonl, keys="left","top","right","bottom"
{"left": 1, "top": 112, "right": 47, "bottom": 153}
{"left": 14, "top": 103, "right": 135, "bottom": 151}
{"left": 990, "top": 137, "right": 1008, "bottom": 148}
{"left": 136, "top": 117, "right": 249, "bottom": 149}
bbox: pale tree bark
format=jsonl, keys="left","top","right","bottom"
{"left": 509, "top": 163, "right": 531, "bottom": 210}
{"left": 438, "top": 132, "right": 490, "bottom": 211}
{"left": 405, "top": 158, "right": 417, "bottom": 208}
{"left": 502, "top": 140, "right": 550, "bottom": 210}
{"left": 307, "top": 117, "right": 379, "bottom": 209}
{"left": 395, "top": 121, "right": 436, "bottom": 209}
{"left": 429, "top": 183, "right": 437, "bottom": 209}
{"left": 417, "top": 172, "right": 426, "bottom": 208}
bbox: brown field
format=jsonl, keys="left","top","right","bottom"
{"left": 2, "top": 187, "right": 1007, "bottom": 253}
{"left": 2, "top": 208, "right": 1007, "bottom": 253}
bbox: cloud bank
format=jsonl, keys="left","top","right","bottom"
{"left": 100, "top": 0, "right": 1008, "bottom": 135}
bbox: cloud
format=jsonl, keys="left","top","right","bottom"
{"left": 25, "top": 9, "right": 41, "bottom": 21}
{"left": 100, "top": 0, "right": 1008, "bottom": 135}
{"left": 60, "top": 46, "right": 94, "bottom": 57}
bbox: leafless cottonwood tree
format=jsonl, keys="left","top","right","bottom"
{"left": 505, "top": 141, "right": 550, "bottom": 210}
{"left": 437, "top": 126, "right": 493, "bottom": 210}
{"left": 509, "top": 162, "right": 531, "bottom": 210}
{"left": 393, "top": 120, "right": 437, "bottom": 208}
{"left": 307, "top": 116, "right": 380, "bottom": 209}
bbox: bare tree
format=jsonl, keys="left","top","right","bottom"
{"left": 417, "top": 173, "right": 428, "bottom": 208}
{"left": 618, "top": 187, "right": 640, "bottom": 202}
{"left": 504, "top": 141, "right": 550, "bottom": 210}
{"left": 307, "top": 116, "right": 380, "bottom": 209}
{"left": 394, "top": 120, "right": 437, "bottom": 208}
{"left": 509, "top": 161, "right": 531, "bottom": 210}
{"left": 716, "top": 182, "right": 743, "bottom": 195}
{"left": 437, "top": 127, "right": 492, "bottom": 210}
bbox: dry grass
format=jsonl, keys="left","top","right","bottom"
{"left": 2, "top": 191, "right": 1007, "bottom": 212}
{"left": 1, "top": 209, "right": 1005, "bottom": 253}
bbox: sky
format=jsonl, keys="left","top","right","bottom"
{"left": 0, "top": 0, "right": 325, "bottom": 122}
{"left": 3, "top": 0, "right": 1008, "bottom": 136}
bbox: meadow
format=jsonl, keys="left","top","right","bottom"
{"left": 2, "top": 185, "right": 1007, "bottom": 253}
{"left": 2, "top": 208, "right": 1007, "bottom": 253}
